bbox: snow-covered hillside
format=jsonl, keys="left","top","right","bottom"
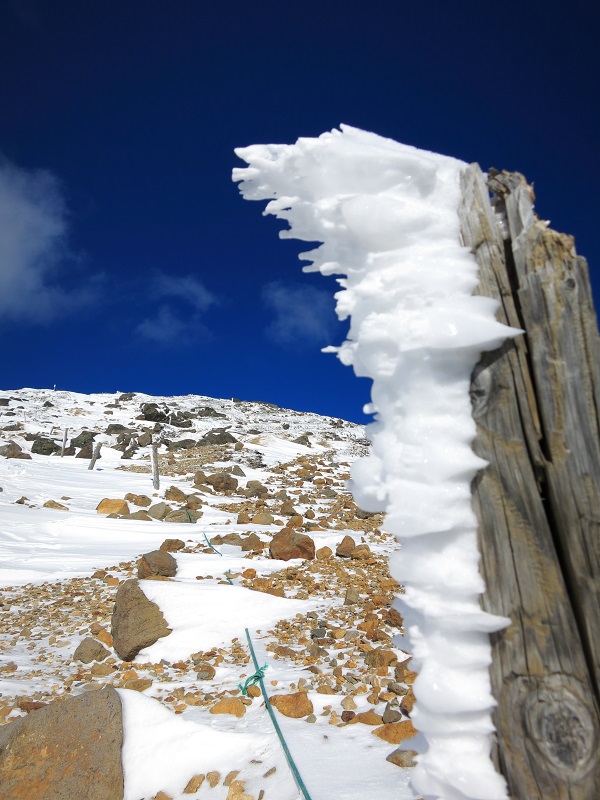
{"left": 0, "top": 388, "right": 415, "bottom": 800}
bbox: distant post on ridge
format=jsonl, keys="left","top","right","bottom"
{"left": 151, "top": 443, "right": 160, "bottom": 491}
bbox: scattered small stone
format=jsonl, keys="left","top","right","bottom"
{"left": 196, "top": 663, "right": 216, "bottom": 680}
{"left": 344, "top": 587, "right": 360, "bottom": 604}
{"left": 206, "top": 771, "right": 221, "bottom": 787}
{"left": 223, "top": 770, "right": 240, "bottom": 786}
{"left": 184, "top": 774, "right": 205, "bottom": 793}
{"left": 382, "top": 702, "right": 403, "bottom": 723}
{"left": 386, "top": 748, "right": 418, "bottom": 768}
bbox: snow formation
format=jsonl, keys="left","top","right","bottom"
{"left": 234, "top": 125, "right": 521, "bottom": 800}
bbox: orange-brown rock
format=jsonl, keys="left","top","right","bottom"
{"left": 316, "top": 546, "right": 333, "bottom": 560}
{"left": 336, "top": 535, "right": 356, "bottom": 557}
{"left": 206, "top": 473, "right": 238, "bottom": 494}
{"left": 269, "top": 529, "right": 315, "bottom": 561}
{"left": 160, "top": 538, "right": 186, "bottom": 552}
{"left": 0, "top": 687, "right": 123, "bottom": 800}
{"left": 350, "top": 544, "right": 371, "bottom": 559}
{"left": 137, "top": 549, "right": 177, "bottom": 579}
{"left": 270, "top": 691, "right": 313, "bottom": 718}
{"left": 385, "top": 607, "right": 403, "bottom": 628}
{"left": 395, "top": 659, "right": 418, "bottom": 684}
{"left": 209, "top": 697, "right": 246, "bottom": 717}
{"left": 349, "top": 709, "right": 384, "bottom": 725}
{"left": 241, "top": 533, "right": 263, "bottom": 552}
{"left": 372, "top": 720, "right": 418, "bottom": 744}
{"left": 364, "top": 648, "right": 398, "bottom": 671}
{"left": 183, "top": 774, "right": 205, "bottom": 793}
{"left": 226, "top": 780, "right": 253, "bottom": 799}
{"left": 96, "top": 628, "right": 113, "bottom": 647}
{"left": 165, "top": 485, "right": 187, "bottom": 502}
{"left": 96, "top": 498, "right": 130, "bottom": 515}
{"left": 125, "top": 493, "right": 152, "bottom": 507}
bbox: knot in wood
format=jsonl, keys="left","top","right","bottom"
{"left": 520, "top": 675, "right": 597, "bottom": 781}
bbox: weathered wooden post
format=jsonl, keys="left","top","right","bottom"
{"left": 459, "top": 165, "right": 600, "bottom": 798}
{"left": 60, "top": 428, "right": 68, "bottom": 457}
{"left": 88, "top": 442, "right": 102, "bottom": 470}
{"left": 151, "top": 443, "right": 160, "bottom": 491}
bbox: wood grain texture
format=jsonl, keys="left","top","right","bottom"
{"left": 459, "top": 164, "right": 600, "bottom": 799}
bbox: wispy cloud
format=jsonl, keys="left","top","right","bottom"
{"left": 262, "top": 281, "right": 337, "bottom": 347}
{"left": 0, "top": 156, "right": 98, "bottom": 324}
{"left": 135, "top": 272, "right": 219, "bottom": 346}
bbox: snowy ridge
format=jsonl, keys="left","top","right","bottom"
{"left": 234, "top": 125, "right": 521, "bottom": 800}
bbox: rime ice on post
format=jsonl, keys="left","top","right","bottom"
{"left": 234, "top": 126, "right": 521, "bottom": 800}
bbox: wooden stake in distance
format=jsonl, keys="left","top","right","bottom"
{"left": 61, "top": 428, "right": 69, "bottom": 457}
{"left": 151, "top": 443, "right": 160, "bottom": 490}
{"left": 88, "top": 442, "right": 102, "bottom": 470}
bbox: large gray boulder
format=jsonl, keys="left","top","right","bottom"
{"left": 31, "top": 437, "right": 60, "bottom": 456}
{"left": 111, "top": 579, "right": 171, "bottom": 661}
{"left": 140, "top": 402, "right": 168, "bottom": 422}
{"left": 200, "top": 428, "right": 237, "bottom": 445}
{"left": 0, "top": 687, "right": 124, "bottom": 800}
{"left": 70, "top": 431, "right": 97, "bottom": 448}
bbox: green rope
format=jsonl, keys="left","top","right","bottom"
{"left": 244, "top": 628, "right": 313, "bottom": 800}
{"left": 238, "top": 663, "right": 268, "bottom": 695}
{"left": 199, "top": 531, "right": 233, "bottom": 584}
{"left": 202, "top": 531, "right": 222, "bottom": 556}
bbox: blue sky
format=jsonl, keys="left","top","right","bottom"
{"left": 0, "top": 0, "right": 598, "bottom": 423}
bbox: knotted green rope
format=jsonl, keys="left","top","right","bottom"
{"left": 238, "top": 663, "right": 268, "bottom": 695}
{"left": 244, "top": 628, "right": 313, "bottom": 800}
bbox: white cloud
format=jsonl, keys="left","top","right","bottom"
{"left": 262, "top": 281, "right": 337, "bottom": 346}
{"left": 151, "top": 272, "right": 217, "bottom": 313}
{"left": 135, "top": 272, "right": 218, "bottom": 346}
{"left": 0, "top": 156, "right": 96, "bottom": 323}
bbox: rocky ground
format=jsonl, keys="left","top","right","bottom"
{"left": 0, "top": 389, "right": 418, "bottom": 800}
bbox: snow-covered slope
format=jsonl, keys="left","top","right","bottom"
{"left": 0, "top": 388, "right": 415, "bottom": 800}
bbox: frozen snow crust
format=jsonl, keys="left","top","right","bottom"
{"left": 235, "top": 125, "right": 521, "bottom": 800}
